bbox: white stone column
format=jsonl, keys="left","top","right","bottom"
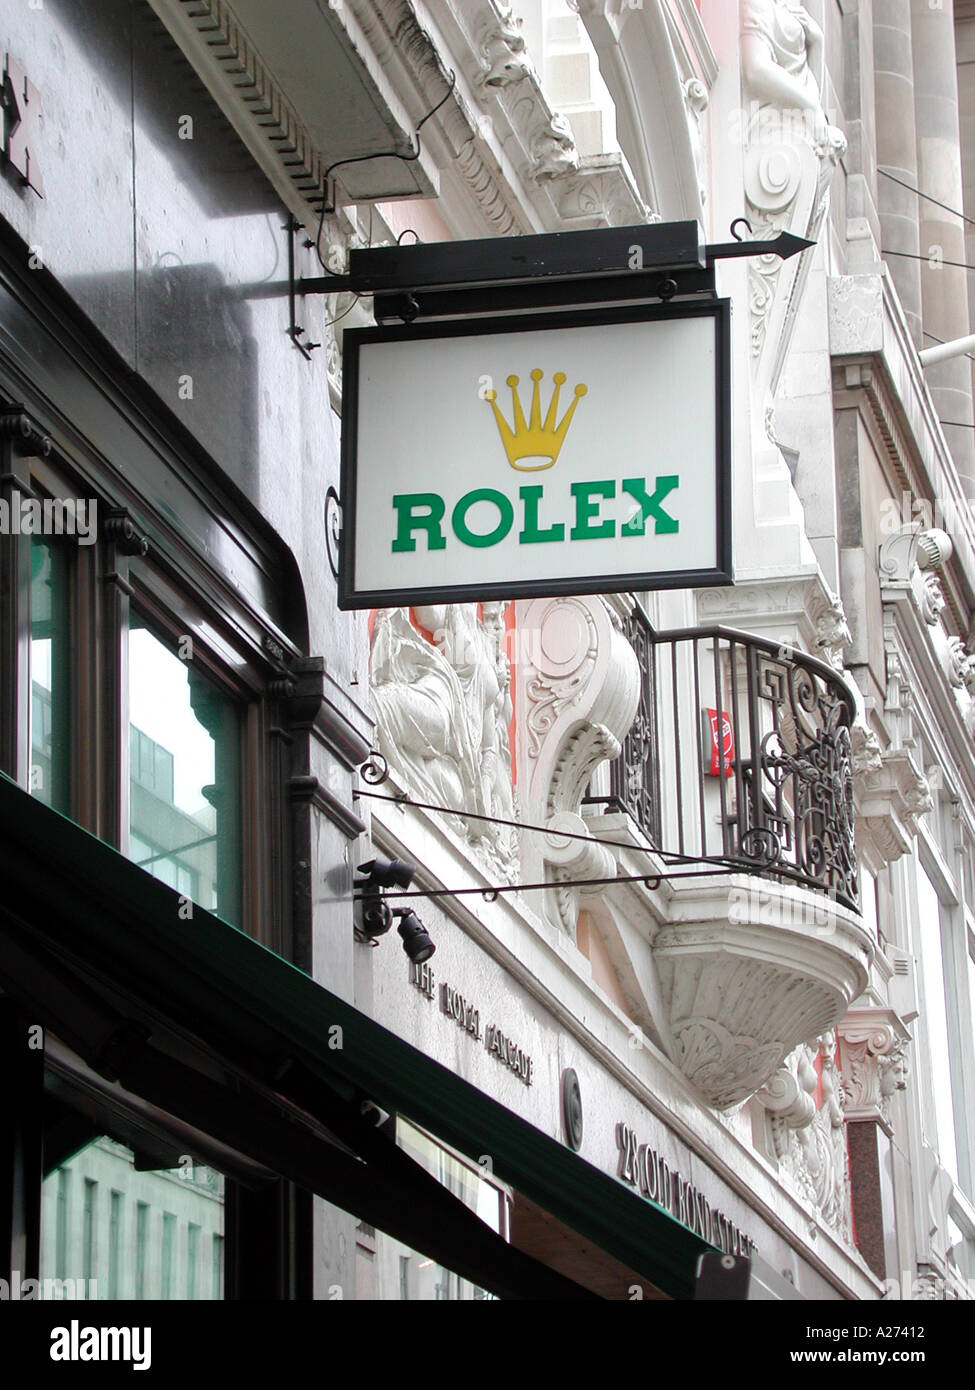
{"left": 873, "top": 0, "right": 923, "bottom": 343}
{"left": 911, "top": 0, "right": 975, "bottom": 487}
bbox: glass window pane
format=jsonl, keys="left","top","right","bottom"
{"left": 40, "top": 1137, "right": 225, "bottom": 1300}
{"left": 917, "top": 867, "right": 958, "bottom": 1182}
{"left": 127, "top": 613, "right": 241, "bottom": 925}
{"left": 376, "top": 1121, "right": 502, "bottom": 1300}
{"left": 30, "top": 536, "right": 71, "bottom": 813}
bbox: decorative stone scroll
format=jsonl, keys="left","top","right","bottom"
{"left": 516, "top": 594, "right": 640, "bottom": 933}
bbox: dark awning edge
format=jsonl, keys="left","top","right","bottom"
{"left": 0, "top": 773, "right": 713, "bottom": 1298}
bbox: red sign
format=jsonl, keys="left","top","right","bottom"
{"left": 703, "top": 707, "right": 734, "bottom": 776}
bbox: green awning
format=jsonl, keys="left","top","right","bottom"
{"left": 0, "top": 773, "right": 712, "bottom": 1298}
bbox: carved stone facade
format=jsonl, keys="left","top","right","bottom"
{"left": 370, "top": 605, "right": 519, "bottom": 877}
{"left": 516, "top": 594, "right": 640, "bottom": 933}
{"left": 758, "top": 1035, "right": 853, "bottom": 1243}
{"left": 740, "top": 0, "right": 846, "bottom": 407}
{"left": 837, "top": 1009, "right": 911, "bottom": 1137}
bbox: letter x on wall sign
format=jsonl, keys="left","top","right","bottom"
{"left": 2, "top": 55, "right": 43, "bottom": 197}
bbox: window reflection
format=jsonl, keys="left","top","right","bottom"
{"left": 127, "top": 615, "right": 241, "bottom": 924}
{"left": 40, "top": 1138, "right": 225, "bottom": 1300}
{"left": 368, "top": 1121, "right": 504, "bottom": 1300}
{"left": 30, "top": 536, "right": 71, "bottom": 813}
{"left": 917, "top": 866, "right": 959, "bottom": 1181}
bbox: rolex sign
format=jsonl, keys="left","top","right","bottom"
{"left": 338, "top": 300, "right": 731, "bottom": 609}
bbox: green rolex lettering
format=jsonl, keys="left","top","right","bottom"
{"left": 620, "top": 476, "right": 680, "bottom": 536}
{"left": 570, "top": 480, "right": 616, "bottom": 540}
{"left": 452, "top": 488, "right": 514, "bottom": 548}
{"left": 391, "top": 493, "right": 447, "bottom": 552}
{"left": 519, "top": 485, "right": 565, "bottom": 544}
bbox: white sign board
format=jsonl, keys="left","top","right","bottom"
{"left": 338, "top": 301, "right": 730, "bottom": 609}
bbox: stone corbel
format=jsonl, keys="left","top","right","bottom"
{"left": 837, "top": 1007, "right": 911, "bottom": 1136}
{"left": 879, "top": 523, "right": 954, "bottom": 594}
{"left": 856, "top": 746, "right": 933, "bottom": 866}
{"left": 515, "top": 594, "right": 640, "bottom": 933}
{"left": 809, "top": 588, "right": 852, "bottom": 672}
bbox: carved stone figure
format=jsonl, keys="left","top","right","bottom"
{"left": 684, "top": 77, "right": 710, "bottom": 207}
{"left": 478, "top": 4, "right": 535, "bottom": 88}
{"left": 532, "top": 112, "right": 580, "bottom": 181}
{"left": 742, "top": 0, "right": 836, "bottom": 150}
{"left": 370, "top": 604, "right": 518, "bottom": 874}
{"left": 740, "top": 0, "right": 846, "bottom": 403}
{"left": 762, "top": 1034, "right": 853, "bottom": 1241}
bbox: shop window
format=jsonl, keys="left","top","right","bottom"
{"left": 39, "top": 1137, "right": 225, "bottom": 1301}
{"left": 29, "top": 534, "right": 72, "bottom": 814}
{"left": 374, "top": 1119, "right": 507, "bottom": 1300}
{"left": 916, "top": 865, "right": 959, "bottom": 1182}
{"left": 127, "top": 612, "right": 242, "bottom": 926}
{"left": 2, "top": 395, "right": 298, "bottom": 1302}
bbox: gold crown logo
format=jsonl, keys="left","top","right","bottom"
{"left": 484, "top": 368, "right": 587, "bottom": 471}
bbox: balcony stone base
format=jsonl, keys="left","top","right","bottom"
{"left": 652, "top": 879, "right": 872, "bottom": 1109}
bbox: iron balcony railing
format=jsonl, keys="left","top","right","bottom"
{"left": 588, "top": 609, "right": 859, "bottom": 912}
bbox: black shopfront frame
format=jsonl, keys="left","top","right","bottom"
{"left": 338, "top": 296, "right": 732, "bottom": 611}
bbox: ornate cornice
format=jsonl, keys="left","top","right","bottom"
{"left": 430, "top": 0, "right": 649, "bottom": 231}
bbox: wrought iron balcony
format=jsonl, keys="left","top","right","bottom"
{"left": 589, "top": 607, "right": 859, "bottom": 913}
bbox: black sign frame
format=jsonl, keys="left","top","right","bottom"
{"left": 337, "top": 296, "right": 732, "bottom": 611}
